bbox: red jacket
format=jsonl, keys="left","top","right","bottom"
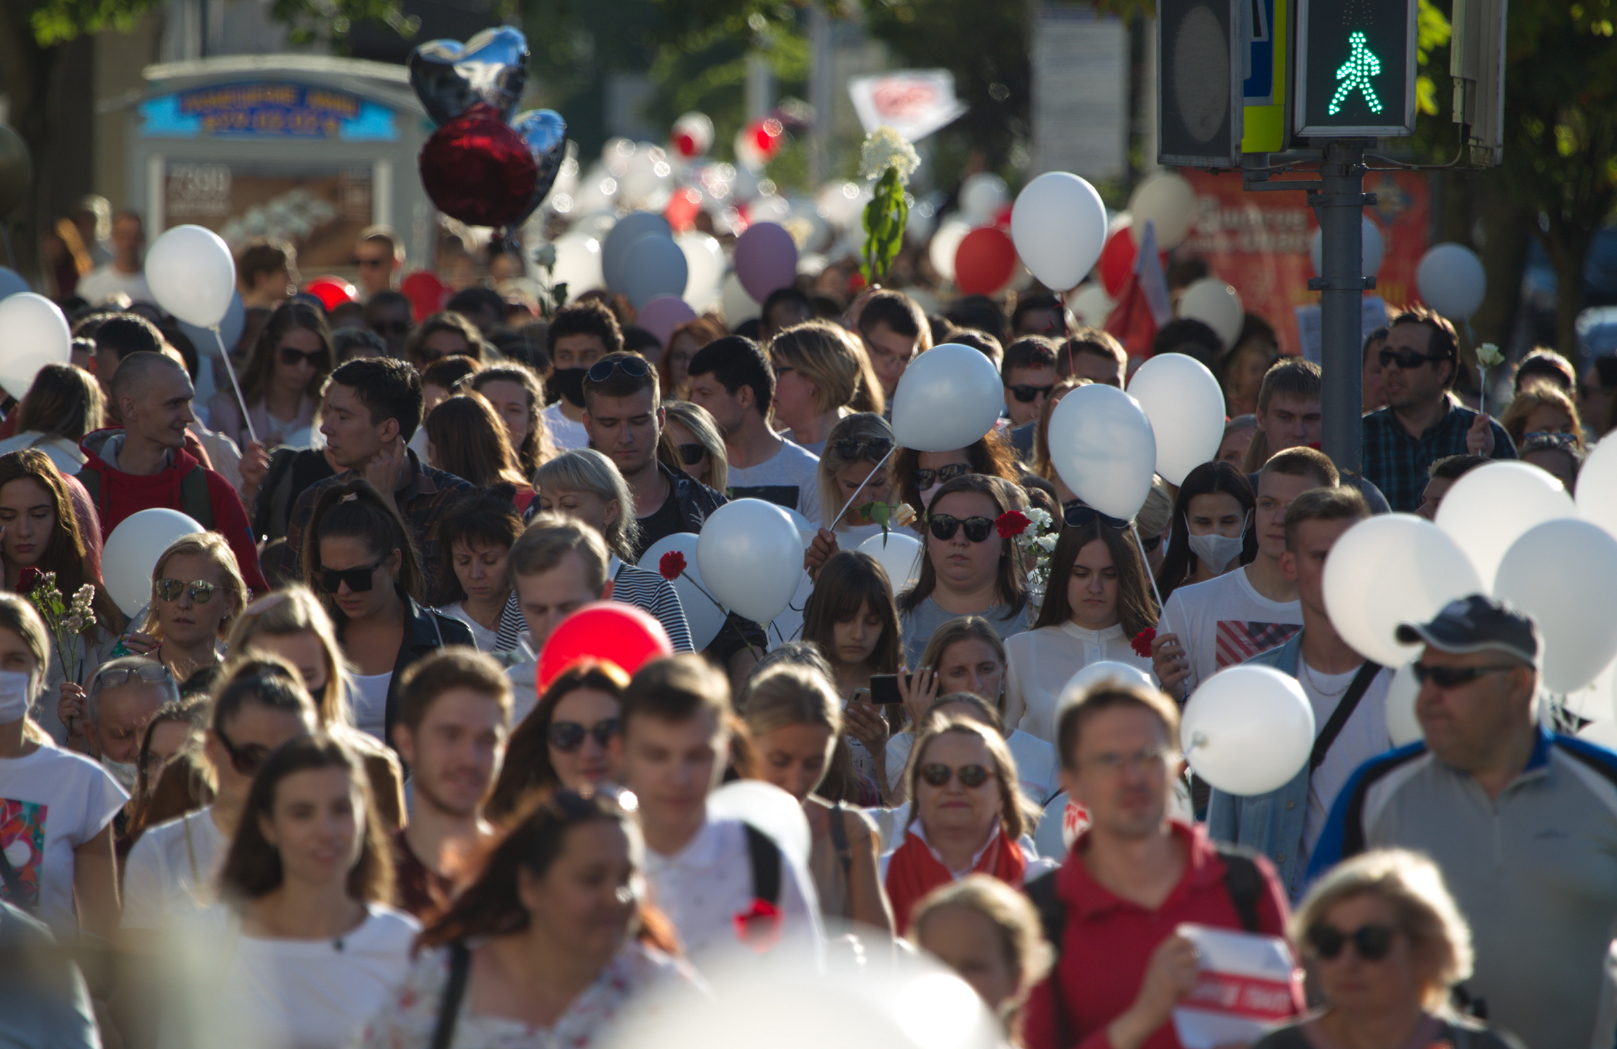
{"left": 1023, "top": 821, "right": 1300, "bottom": 1049}
{"left": 77, "top": 429, "right": 269, "bottom": 594}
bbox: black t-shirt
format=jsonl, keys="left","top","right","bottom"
{"left": 633, "top": 486, "right": 688, "bottom": 563}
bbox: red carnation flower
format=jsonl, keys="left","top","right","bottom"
{"left": 1308, "top": 441, "right": 1323, "bottom": 450}
{"left": 16, "top": 568, "right": 40, "bottom": 594}
{"left": 996, "top": 510, "right": 1031, "bottom": 538}
{"left": 1131, "top": 628, "right": 1156, "bottom": 658}
{"left": 733, "top": 897, "right": 783, "bottom": 952}
{"left": 658, "top": 550, "right": 687, "bottom": 581}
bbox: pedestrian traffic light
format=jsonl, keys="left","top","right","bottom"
{"left": 1158, "top": 0, "right": 1244, "bottom": 167}
{"left": 1294, "top": 0, "right": 1416, "bottom": 137}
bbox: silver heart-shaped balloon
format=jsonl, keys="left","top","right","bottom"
{"left": 408, "top": 26, "right": 530, "bottom": 127}
{"left": 509, "top": 109, "right": 568, "bottom": 229}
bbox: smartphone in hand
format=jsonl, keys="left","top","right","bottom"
{"left": 867, "top": 673, "right": 910, "bottom": 707}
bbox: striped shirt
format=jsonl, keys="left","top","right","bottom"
{"left": 494, "top": 555, "right": 694, "bottom": 654}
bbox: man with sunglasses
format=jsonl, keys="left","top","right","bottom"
{"left": 79, "top": 658, "right": 176, "bottom": 797}
{"left": 1360, "top": 309, "right": 1516, "bottom": 512}
{"left": 364, "top": 290, "right": 414, "bottom": 357}
{"left": 1309, "top": 595, "right": 1617, "bottom": 1049}
{"left": 1001, "top": 337, "right": 1059, "bottom": 428}
{"left": 352, "top": 226, "right": 404, "bottom": 299}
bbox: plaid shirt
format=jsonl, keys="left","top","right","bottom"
{"left": 1361, "top": 399, "right": 1516, "bottom": 512}
{"left": 284, "top": 450, "right": 479, "bottom": 605}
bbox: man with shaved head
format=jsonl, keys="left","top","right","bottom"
{"left": 77, "top": 352, "right": 268, "bottom": 592}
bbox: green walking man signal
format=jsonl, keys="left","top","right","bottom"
{"left": 1329, "top": 32, "right": 1384, "bottom": 115}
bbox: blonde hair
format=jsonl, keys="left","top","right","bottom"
{"left": 906, "top": 716, "right": 1036, "bottom": 839}
{"left": 663, "top": 400, "right": 728, "bottom": 495}
{"left": 742, "top": 664, "right": 844, "bottom": 739}
{"left": 225, "top": 586, "right": 354, "bottom": 728}
{"left": 534, "top": 449, "right": 641, "bottom": 562}
{"left": 1293, "top": 848, "right": 1474, "bottom": 1009}
{"left": 770, "top": 320, "right": 885, "bottom": 416}
{"left": 140, "top": 533, "right": 249, "bottom": 641}
{"left": 1500, "top": 381, "right": 1584, "bottom": 451}
{"left": 816, "top": 412, "right": 896, "bottom": 531}
{"left": 909, "top": 874, "right": 1053, "bottom": 1016}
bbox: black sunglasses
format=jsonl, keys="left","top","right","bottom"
{"left": 929, "top": 514, "right": 995, "bottom": 543}
{"left": 1380, "top": 347, "right": 1446, "bottom": 370}
{"left": 1411, "top": 662, "right": 1518, "bottom": 689}
{"left": 833, "top": 437, "right": 894, "bottom": 461}
{"left": 586, "top": 356, "right": 651, "bottom": 384}
{"left": 279, "top": 346, "right": 330, "bottom": 369}
{"left": 214, "top": 723, "right": 274, "bottom": 777}
{"left": 1008, "top": 383, "right": 1056, "bottom": 403}
{"left": 913, "top": 463, "right": 972, "bottom": 490}
{"left": 1306, "top": 922, "right": 1395, "bottom": 961}
{"left": 155, "top": 577, "right": 223, "bottom": 604}
{"left": 548, "top": 718, "right": 619, "bottom": 752}
{"left": 1523, "top": 430, "right": 1579, "bottom": 449}
{"left": 1137, "top": 533, "right": 1162, "bottom": 553}
{"left": 316, "top": 557, "right": 388, "bottom": 594}
{"left": 353, "top": 256, "right": 391, "bottom": 269}
{"left": 919, "top": 763, "right": 993, "bottom": 789}
{"left": 677, "top": 442, "right": 707, "bottom": 465}
{"left": 371, "top": 320, "right": 411, "bottom": 336}
{"left": 1063, "top": 503, "right": 1130, "bottom": 530}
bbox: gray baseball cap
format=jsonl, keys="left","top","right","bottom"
{"left": 1395, "top": 594, "right": 1539, "bottom": 666}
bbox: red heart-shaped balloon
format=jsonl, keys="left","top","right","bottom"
{"left": 418, "top": 105, "right": 538, "bottom": 230}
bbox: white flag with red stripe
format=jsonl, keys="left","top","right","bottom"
{"left": 1172, "top": 923, "right": 1301, "bottom": 1049}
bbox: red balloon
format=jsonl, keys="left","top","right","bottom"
{"left": 954, "top": 226, "right": 1018, "bottom": 296}
{"left": 304, "top": 276, "right": 356, "bottom": 311}
{"left": 418, "top": 105, "right": 538, "bottom": 230}
{"left": 537, "top": 602, "right": 673, "bottom": 694}
{"left": 1099, "top": 224, "right": 1138, "bottom": 297}
{"left": 750, "top": 117, "right": 784, "bottom": 159}
{"left": 400, "top": 270, "right": 449, "bottom": 322}
{"left": 665, "top": 187, "right": 703, "bottom": 233}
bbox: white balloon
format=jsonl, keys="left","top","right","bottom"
{"left": 619, "top": 233, "right": 688, "bottom": 308}
{"left": 856, "top": 531, "right": 923, "bottom": 593}
{"left": 1127, "top": 173, "right": 1198, "bottom": 251}
{"left": 959, "top": 173, "right": 1009, "bottom": 225}
{"left": 1416, "top": 242, "right": 1487, "bottom": 320}
{"left": 1182, "top": 664, "right": 1315, "bottom": 796}
{"left": 1435, "top": 462, "right": 1575, "bottom": 587}
{"left": 1067, "top": 284, "right": 1114, "bottom": 328}
{"left": 102, "top": 511, "right": 205, "bottom": 618}
{"left": 1011, "top": 173, "right": 1108, "bottom": 292}
{"left": 676, "top": 230, "right": 725, "bottom": 306}
{"left": 889, "top": 343, "right": 1004, "bottom": 453}
{"left": 0, "top": 293, "right": 70, "bottom": 400}
{"left": 928, "top": 217, "right": 972, "bottom": 284}
{"left": 707, "top": 779, "right": 812, "bottom": 873}
{"left": 550, "top": 233, "right": 604, "bottom": 294}
{"left": 638, "top": 533, "right": 727, "bottom": 650}
{"left": 720, "top": 270, "right": 757, "bottom": 325}
{"left": 1576, "top": 437, "right": 1617, "bottom": 541}
{"left": 1310, "top": 217, "right": 1385, "bottom": 279}
{"left": 1126, "top": 353, "right": 1227, "bottom": 485}
{"left": 1495, "top": 518, "right": 1617, "bottom": 694}
{"left": 144, "top": 225, "right": 237, "bottom": 328}
{"left": 1322, "top": 514, "right": 1483, "bottom": 668}
{"left": 1385, "top": 661, "right": 1422, "bottom": 746}
{"left": 815, "top": 181, "right": 868, "bottom": 229}
{"left": 779, "top": 506, "right": 817, "bottom": 549}
{"left": 1177, "top": 278, "right": 1244, "bottom": 351}
{"left": 1047, "top": 384, "right": 1157, "bottom": 520}
{"left": 696, "top": 499, "right": 804, "bottom": 626}
{"left": 1057, "top": 661, "right": 1156, "bottom": 718}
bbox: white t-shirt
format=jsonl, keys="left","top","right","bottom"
{"left": 727, "top": 436, "right": 822, "bottom": 525}
{"left": 643, "top": 815, "right": 821, "bottom": 960}
{"left": 182, "top": 903, "right": 419, "bottom": 1049}
{"left": 122, "top": 807, "right": 230, "bottom": 931}
{"left": 0, "top": 742, "right": 127, "bottom": 934}
{"left": 1157, "top": 566, "right": 1302, "bottom": 695}
{"left": 78, "top": 265, "right": 153, "bottom": 305}
{"left": 350, "top": 673, "right": 393, "bottom": 742}
{"left": 1004, "top": 621, "right": 1155, "bottom": 743}
{"left": 542, "top": 402, "right": 591, "bottom": 450}
{"left": 439, "top": 602, "right": 499, "bottom": 652}
{"left": 1299, "top": 661, "right": 1394, "bottom": 865}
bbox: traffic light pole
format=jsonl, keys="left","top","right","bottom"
{"left": 1312, "top": 140, "right": 1374, "bottom": 475}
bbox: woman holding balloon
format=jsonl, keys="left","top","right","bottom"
{"left": 813, "top": 413, "right": 901, "bottom": 545}
{"left": 892, "top": 431, "right": 1021, "bottom": 521}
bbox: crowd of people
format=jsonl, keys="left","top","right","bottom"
{"left": 0, "top": 214, "right": 1612, "bottom": 1049}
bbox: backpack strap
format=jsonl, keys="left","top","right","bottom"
{"left": 1213, "top": 843, "right": 1265, "bottom": 933}
{"left": 743, "top": 823, "right": 782, "bottom": 905}
{"left": 429, "top": 940, "right": 472, "bottom": 1049}
{"left": 1309, "top": 661, "right": 1383, "bottom": 773}
{"left": 1023, "top": 870, "right": 1071, "bottom": 1048}
{"left": 179, "top": 465, "right": 215, "bottom": 530}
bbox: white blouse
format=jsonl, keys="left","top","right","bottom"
{"left": 1003, "top": 621, "right": 1154, "bottom": 743}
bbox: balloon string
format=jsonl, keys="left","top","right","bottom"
{"left": 1132, "top": 522, "right": 1170, "bottom": 636}
{"left": 829, "top": 446, "right": 897, "bottom": 530}
{"left": 211, "top": 326, "right": 257, "bottom": 447}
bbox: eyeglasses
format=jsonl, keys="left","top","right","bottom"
{"left": 1062, "top": 503, "right": 1130, "bottom": 530}
{"left": 912, "top": 463, "right": 972, "bottom": 490}
{"left": 548, "top": 718, "right": 619, "bottom": 752}
{"left": 833, "top": 437, "right": 894, "bottom": 461}
{"left": 279, "top": 346, "right": 330, "bottom": 369}
{"left": 214, "top": 723, "right": 274, "bottom": 776}
{"left": 1380, "top": 347, "right": 1446, "bottom": 370}
{"left": 1523, "top": 431, "right": 1579, "bottom": 449}
{"left": 1306, "top": 922, "right": 1395, "bottom": 962}
{"left": 89, "top": 663, "right": 173, "bottom": 695}
{"left": 1085, "top": 745, "right": 1171, "bottom": 774}
{"left": 316, "top": 557, "right": 389, "bottom": 594}
{"left": 677, "top": 442, "right": 707, "bottom": 465}
{"left": 371, "top": 320, "right": 411, "bottom": 336}
{"left": 1411, "top": 662, "right": 1519, "bottom": 689}
{"left": 353, "top": 256, "right": 390, "bottom": 269}
{"left": 919, "top": 763, "right": 994, "bottom": 789}
{"left": 155, "top": 578, "right": 222, "bottom": 604}
{"left": 1008, "top": 383, "right": 1056, "bottom": 403}
{"left": 928, "top": 514, "right": 995, "bottom": 543}
{"left": 586, "top": 356, "right": 651, "bottom": 384}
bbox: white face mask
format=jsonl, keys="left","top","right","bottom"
{"left": 1187, "top": 512, "right": 1250, "bottom": 574}
{"left": 0, "top": 669, "right": 32, "bottom": 725}
{"left": 103, "top": 758, "right": 138, "bottom": 793}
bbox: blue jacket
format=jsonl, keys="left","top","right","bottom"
{"left": 1205, "top": 634, "right": 1313, "bottom": 900}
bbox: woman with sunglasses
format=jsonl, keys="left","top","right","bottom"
{"left": 301, "top": 478, "right": 475, "bottom": 746}
{"left": 485, "top": 660, "right": 628, "bottom": 823}
{"left": 1499, "top": 381, "right": 1584, "bottom": 454}
{"left": 811, "top": 413, "right": 901, "bottom": 549}
{"left": 1156, "top": 460, "right": 1257, "bottom": 603}
{"left": 1004, "top": 511, "right": 1158, "bottom": 743}
{"left": 768, "top": 321, "right": 884, "bottom": 455}
{"left": 358, "top": 790, "right": 692, "bottom": 1049}
{"left": 114, "top": 533, "right": 249, "bottom": 688}
{"left": 224, "top": 586, "right": 408, "bottom": 831}
{"left": 884, "top": 716, "right": 1033, "bottom": 933}
{"left": 662, "top": 400, "right": 728, "bottom": 494}
{"left": 423, "top": 393, "right": 536, "bottom": 513}
{"left": 893, "top": 427, "right": 1021, "bottom": 519}
{"left": 898, "top": 473, "right": 1030, "bottom": 667}
{"left": 1252, "top": 848, "right": 1521, "bottom": 1049}
{"left": 209, "top": 300, "right": 332, "bottom": 451}
{"left": 472, "top": 364, "right": 555, "bottom": 479}
{"left": 121, "top": 656, "right": 319, "bottom": 942}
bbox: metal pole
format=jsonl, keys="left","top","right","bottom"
{"left": 1313, "top": 139, "right": 1368, "bottom": 474}
{"left": 807, "top": 4, "right": 834, "bottom": 186}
